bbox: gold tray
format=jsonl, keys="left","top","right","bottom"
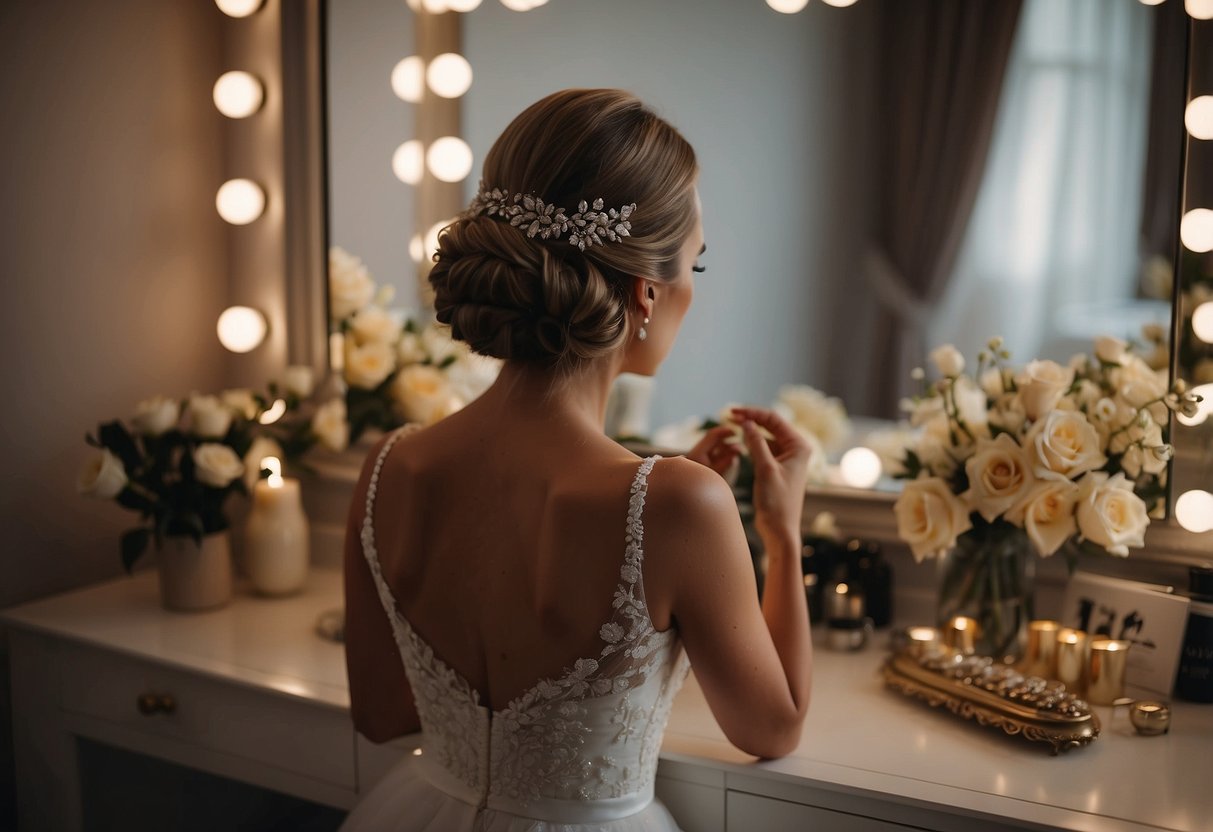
{"left": 883, "top": 651, "right": 1100, "bottom": 755}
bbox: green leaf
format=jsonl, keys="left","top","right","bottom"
{"left": 98, "top": 420, "right": 141, "bottom": 471}
{"left": 120, "top": 527, "right": 151, "bottom": 573}
{"left": 116, "top": 487, "right": 156, "bottom": 514}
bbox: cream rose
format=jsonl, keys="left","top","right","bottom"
{"left": 282, "top": 365, "right": 314, "bottom": 398}
{"left": 397, "top": 332, "right": 427, "bottom": 366}
{"left": 894, "top": 477, "right": 973, "bottom": 562}
{"left": 962, "top": 434, "right": 1036, "bottom": 522}
{"left": 392, "top": 364, "right": 461, "bottom": 426}
{"left": 1016, "top": 359, "right": 1074, "bottom": 421}
{"left": 193, "top": 443, "right": 244, "bottom": 488}
{"left": 131, "top": 396, "right": 179, "bottom": 436}
{"left": 312, "top": 398, "right": 349, "bottom": 452}
{"left": 774, "top": 384, "right": 851, "bottom": 450}
{"left": 77, "top": 449, "right": 128, "bottom": 498}
{"left": 350, "top": 305, "right": 403, "bottom": 346}
{"left": 1075, "top": 472, "right": 1148, "bottom": 557}
{"left": 328, "top": 247, "right": 376, "bottom": 321}
{"left": 221, "top": 388, "right": 258, "bottom": 420}
{"left": 1005, "top": 480, "right": 1080, "bottom": 556}
{"left": 1026, "top": 409, "right": 1107, "bottom": 481}
{"left": 1095, "top": 336, "right": 1128, "bottom": 365}
{"left": 421, "top": 324, "right": 467, "bottom": 365}
{"left": 929, "top": 343, "right": 965, "bottom": 377}
{"left": 344, "top": 341, "right": 396, "bottom": 390}
{"left": 187, "top": 395, "right": 233, "bottom": 439}
{"left": 242, "top": 435, "right": 284, "bottom": 490}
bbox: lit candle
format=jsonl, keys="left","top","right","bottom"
{"left": 944, "top": 616, "right": 979, "bottom": 655}
{"left": 905, "top": 625, "right": 941, "bottom": 657}
{"left": 1020, "top": 620, "right": 1061, "bottom": 678}
{"left": 1087, "top": 639, "right": 1131, "bottom": 705}
{"left": 1056, "top": 628, "right": 1089, "bottom": 694}
{"left": 825, "top": 581, "right": 865, "bottom": 621}
{"left": 244, "top": 456, "right": 310, "bottom": 596}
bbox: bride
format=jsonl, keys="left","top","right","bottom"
{"left": 342, "top": 88, "right": 813, "bottom": 831}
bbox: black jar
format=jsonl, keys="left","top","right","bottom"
{"left": 1175, "top": 566, "right": 1213, "bottom": 703}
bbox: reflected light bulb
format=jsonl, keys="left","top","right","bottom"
{"left": 1138, "top": 0, "right": 1166, "bottom": 5}
{"left": 1175, "top": 490, "right": 1213, "bottom": 533}
{"left": 500, "top": 0, "right": 536, "bottom": 10}
{"left": 426, "top": 53, "right": 473, "bottom": 98}
{"left": 1181, "top": 209, "right": 1213, "bottom": 253}
{"left": 1194, "top": 301, "right": 1213, "bottom": 344}
{"left": 822, "top": 0, "right": 859, "bottom": 6}
{"left": 1177, "top": 383, "right": 1213, "bottom": 427}
{"left": 259, "top": 398, "right": 287, "bottom": 425}
{"left": 423, "top": 0, "right": 450, "bottom": 11}
{"left": 217, "top": 306, "right": 268, "bottom": 353}
{"left": 409, "top": 233, "right": 425, "bottom": 263}
{"left": 1187, "top": 0, "right": 1213, "bottom": 19}
{"left": 212, "top": 71, "right": 264, "bottom": 118}
{"left": 766, "top": 0, "right": 809, "bottom": 12}
{"left": 216, "top": 179, "right": 266, "bottom": 225}
{"left": 215, "top": 0, "right": 264, "bottom": 16}
{"left": 425, "top": 220, "right": 451, "bottom": 261}
{"left": 392, "top": 140, "right": 425, "bottom": 185}
{"left": 839, "top": 447, "right": 882, "bottom": 489}
{"left": 447, "top": 0, "right": 482, "bottom": 8}
{"left": 391, "top": 56, "right": 425, "bottom": 103}
{"left": 426, "top": 136, "right": 473, "bottom": 182}
{"left": 1186, "top": 96, "right": 1213, "bottom": 140}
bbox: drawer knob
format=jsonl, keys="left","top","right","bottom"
{"left": 136, "top": 693, "right": 176, "bottom": 716}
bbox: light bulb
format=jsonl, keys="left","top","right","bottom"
{"left": 500, "top": 0, "right": 535, "bottom": 10}
{"left": 1187, "top": 0, "right": 1213, "bottom": 19}
{"left": 766, "top": 0, "right": 809, "bottom": 12}
{"left": 1138, "top": 0, "right": 1166, "bottom": 5}
{"left": 215, "top": 0, "right": 264, "bottom": 17}
{"left": 822, "top": 0, "right": 858, "bottom": 6}
{"left": 213, "top": 71, "right": 264, "bottom": 118}
{"left": 1175, "top": 490, "right": 1213, "bottom": 533}
{"left": 447, "top": 0, "right": 482, "bottom": 8}
{"left": 392, "top": 140, "right": 425, "bottom": 185}
{"left": 217, "top": 306, "right": 268, "bottom": 353}
{"left": 426, "top": 136, "right": 473, "bottom": 182}
{"left": 1181, "top": 208, "right": 1213, "bottom": 253}
{"left": 426, "top": 53, "right": 473, "bottom": 99}
{"left": 259, "top": 399, "right": 287, "bottom": 425}
{"left": 425, "top": 220, "right": 451, "bottom": 261}
{"left": 839, "top": 447, "right": 882, "bottom": 489}
{"left": 390, "top": 56, "right": 425, "bottom": 103}
{"left": 1194, "top": 301, "right": 1213, "bottom": 344}
{"left": 1177, "top": 383, "right": 1213, "bottom": 427}
{"left": 422, "top": 0, "right": 449, "bottom": 11}
{"left": 409, "top": 233, "right": 425, "bottom": 263}
{"left": 216, "top": 179, "right": 266, "bottom": 225}
{"left": 1186, "top": 96, "right": 1213, "bottom": 140}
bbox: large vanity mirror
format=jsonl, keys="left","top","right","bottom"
{"left": 294, "top": 0, "right": 1212, "bottom": 558}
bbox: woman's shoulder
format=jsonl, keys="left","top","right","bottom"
{"left": 643, "top": 456, "right": 741, "bottom": 537}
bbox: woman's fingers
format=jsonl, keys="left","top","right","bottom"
{"left": 730, "top": 407, "right": 807, "bottom": 458}
{"left": 687, "top": 425, "right": 742, "bottom": 475}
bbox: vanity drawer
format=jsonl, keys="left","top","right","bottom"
{"left": 56, "top": 640, "right": 355, "bottom": 790}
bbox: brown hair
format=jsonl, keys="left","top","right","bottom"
{"left": 429, "top": 89, "right": 698, "bottom": 368}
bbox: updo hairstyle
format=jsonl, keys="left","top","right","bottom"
{"left": 429, "top": 89, "right": 699, "bottom": 369}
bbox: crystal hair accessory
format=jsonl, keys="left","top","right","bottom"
{"left": 466, "top": 184, "right": 636, "bottom": 252}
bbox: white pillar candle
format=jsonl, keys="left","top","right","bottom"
{"left": 244, "top": 457, "right": 310, "bottom": 596}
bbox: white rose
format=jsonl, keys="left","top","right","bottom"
{"left": 1113, "top": 357, "right": 1169, "bottom": 425}
{"left": 243, "top": 436, "right": 284, "bottom": 491}
{"left": 282, "top": 365, "right": 314, "bottom": 398}
{"left": 312, "top": 398, "right": 349, "bottom": 452}
{"left": 1016, "top": 359, "right": 1074, "bottom": 422}
{"left": 350, "top": 305, "right": 403, "bottom": 346}
{"left": 980, "top": 367, "right": 1008, "bottom": 398}
{"left": 193, "top": 443, "right": 244, "bottom": 488}
{"left": 344, "top": 341, "right": 396, "bottom": 390}
{"left": 392, "top": 364, "right": 461, "bottom": 426}
{"left": 220, "top": 388, "right": 258, "bottom": 420}
{"left": 863, "top": 423, "right": 918, "bottom": 479}
{"left": 421, "top": 324, "right": 466, "bottom": 365}
{"left": 894, "top": 477, "right": 973, "bottom": 562}
{"left": 1005, "top": 479, "right": 1080, "bottom": 557}
{"left": 652, "top": 416, "right": 708, "bottom": 453}
{"left": 773, "top": 384, "right": 851, "bottom": 450}
{"left": 77, "top": 449, "right": 128, "bottom": 498}
{"left": 953, "top": 376, "right": 990, "bottom": 434}
{"left": 1095, "top": 336, "right": 1128, "bottom": 365}
{"left": 988, "top": 394, "right": 1027, "bottom": 436}
{"left": 328, "top": 247, "right": 377, "bottom": 321}
{"left": 187, "top": 394, "right": 233, "bottom": 438}
{"left": 1026, "top": 410, "right": 1107, "bottom": 481}
{"left": 1075, "top": 472, "right": 1149, "bottom": 557}
{"left": 929, "top": 344, "right": 965, "bottom": 377}
{"left": 1070, "top": 379, "right": 1102, "bottom": 412}
{"left": 797, "top": 428, "right": 829, "bottom": 487}
{"left": 962, "top": 434, "right": 1036, "bottom": 522}
{"left": 397, "top": 332, "right": 427, "bottom": 366}
{"left": 444, "top": 353, "right": 501, "bottom": 405}
{"left": 131, "top": 396, "right": 179, "bottom": 436}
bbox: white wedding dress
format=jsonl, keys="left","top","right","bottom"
{"left": 341, "top": 431, "right": 689, "bottom": 831}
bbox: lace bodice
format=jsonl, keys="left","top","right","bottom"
{"left": 359, "top": 428, "right": 689, "bottom": 823}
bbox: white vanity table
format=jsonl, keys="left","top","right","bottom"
{"left": 5, "top": 567, "right": 1211, "bottom": 832}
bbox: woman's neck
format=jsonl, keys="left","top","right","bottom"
{"left": 478, "top": 357, "right": 623, "bottom": 435}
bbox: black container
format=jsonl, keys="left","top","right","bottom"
{"left": 1175, "top": 566, "right": 1213, "bottom": 703}
{"left": 846, "top": 540, "right": 893, "bottom": 628}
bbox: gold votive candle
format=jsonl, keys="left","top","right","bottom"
{"left": 1019, "top": 620, "right": 1061, "bottom": 678}
{"left": 903, "top": 625, "right": 941, "bottom": 657}
{"left": 825, "top": 581, "right": 865, "bottom": 621}
{"left": 944, "top": 616, "right": 980, "bottom": 655}
{"left": 1056, "top": 628, "right": 1089, "bottom": 694}
{"left": 1129, "top": 701, "right": 1171, "bottom": 736}
{"left": 1087, "top": 639, "right": 1131, "bottom": 705}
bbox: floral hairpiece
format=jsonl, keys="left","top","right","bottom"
{"left": 466, "top": 183, "right": 636, "bottom": 251}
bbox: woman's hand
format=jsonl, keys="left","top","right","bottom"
{"left": 686, "top": 424, "right": 743, "bottom": 478}
{"left": 731, "top": 406, "right": 811, "bottom": 544}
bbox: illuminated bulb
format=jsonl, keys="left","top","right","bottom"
{"left": 839, "top": 447, "right": 882, "bottom": 488}
{"left": 1181, "top": 209, "right": 1213, "bottom": 253}
{"left": 1194, "top": 302, "right": 1213, "bottom": 344}
{"left": 392, "top": 140, "right": 425, "bottom": 185}
{"left": 215, "top": 0, "right": 264, "bottom": 17}
{"left": 1186, "top": 96, "right": 1213, "bottom": 140}
{"left": 447, "top": 0, "right": 482, "bottom": 8}
{"left": 261, "top": 456, "right": 284, "bottom": 488}
{"left": 409, "top": 233, "right": 425, "bottom": 263}
{"left": 390, "top": 56, "right": 425, "bottom": 103}
{"left": 1186, "top": 0, "right": 1213, "bottom": 18}
{"left": 1175, "top": 490, "right": 1213, "bottom": 533}
{"left": 1138, "top": 0, "right": 1166, "bottom": 5}
{"left": 822, "top": 0, "right": 858, "bottom": 6}
{"left": 426, "top": 53, "right": 473, "bottom": 98}
{"left": 216, "top": 179, "right": 266, "bottom": 225}
{"left": 426, "top": 136, "right": 473, "bottom": 182}
{"left": 423, "top": 0, "right": 450, "bottom": 10}
{"left": 216, "top": 306, "right": 268, "bottom": 353}
{"left": 259, "top": 399, "right": 287, "bottom": 425}
{"left": 500, "top": 0, "right": 536, "bottom": 10}
{"left": 425, "top": 220, "right": 451, "bottom": 261}
{"left": 1177, "top": 383, "right": 1213, "bottom": 427}
{"left": 212, "top": 71, "right": 264, "bottom": 118}
{"left": 766, "top": 0, "right": 809, "bottom": 12}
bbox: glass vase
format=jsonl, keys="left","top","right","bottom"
{"left": 936, "top": 525, "right": 1035, "bottom": 662}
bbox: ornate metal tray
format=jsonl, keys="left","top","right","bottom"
{"left": 883, "top": 650, "right": 1100, "bottom": 755}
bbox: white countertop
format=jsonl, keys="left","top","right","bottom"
{"left": 4, "top": 567, "right": 1211, "bottom": 831}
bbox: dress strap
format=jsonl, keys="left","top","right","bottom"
{"left": 622, "top": 455, "right": 661, "bottom": 582}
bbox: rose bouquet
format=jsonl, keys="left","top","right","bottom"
{"left": 329, "top": 246, "right": 500, "bottom": 443}
{"left": 893, "top": 336, "right": 1200, "bottom": 658}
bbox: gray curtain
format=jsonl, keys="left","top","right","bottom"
{"left": 863, "top": 0, "right": 1023, "bottom": 417}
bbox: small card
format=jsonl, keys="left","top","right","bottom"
{"left": 1059, "top": 571, "right": 1190, "bottom": 698}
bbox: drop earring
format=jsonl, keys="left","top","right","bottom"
{"left": 638, "top": 316, "right": 650, "bottom": 341}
